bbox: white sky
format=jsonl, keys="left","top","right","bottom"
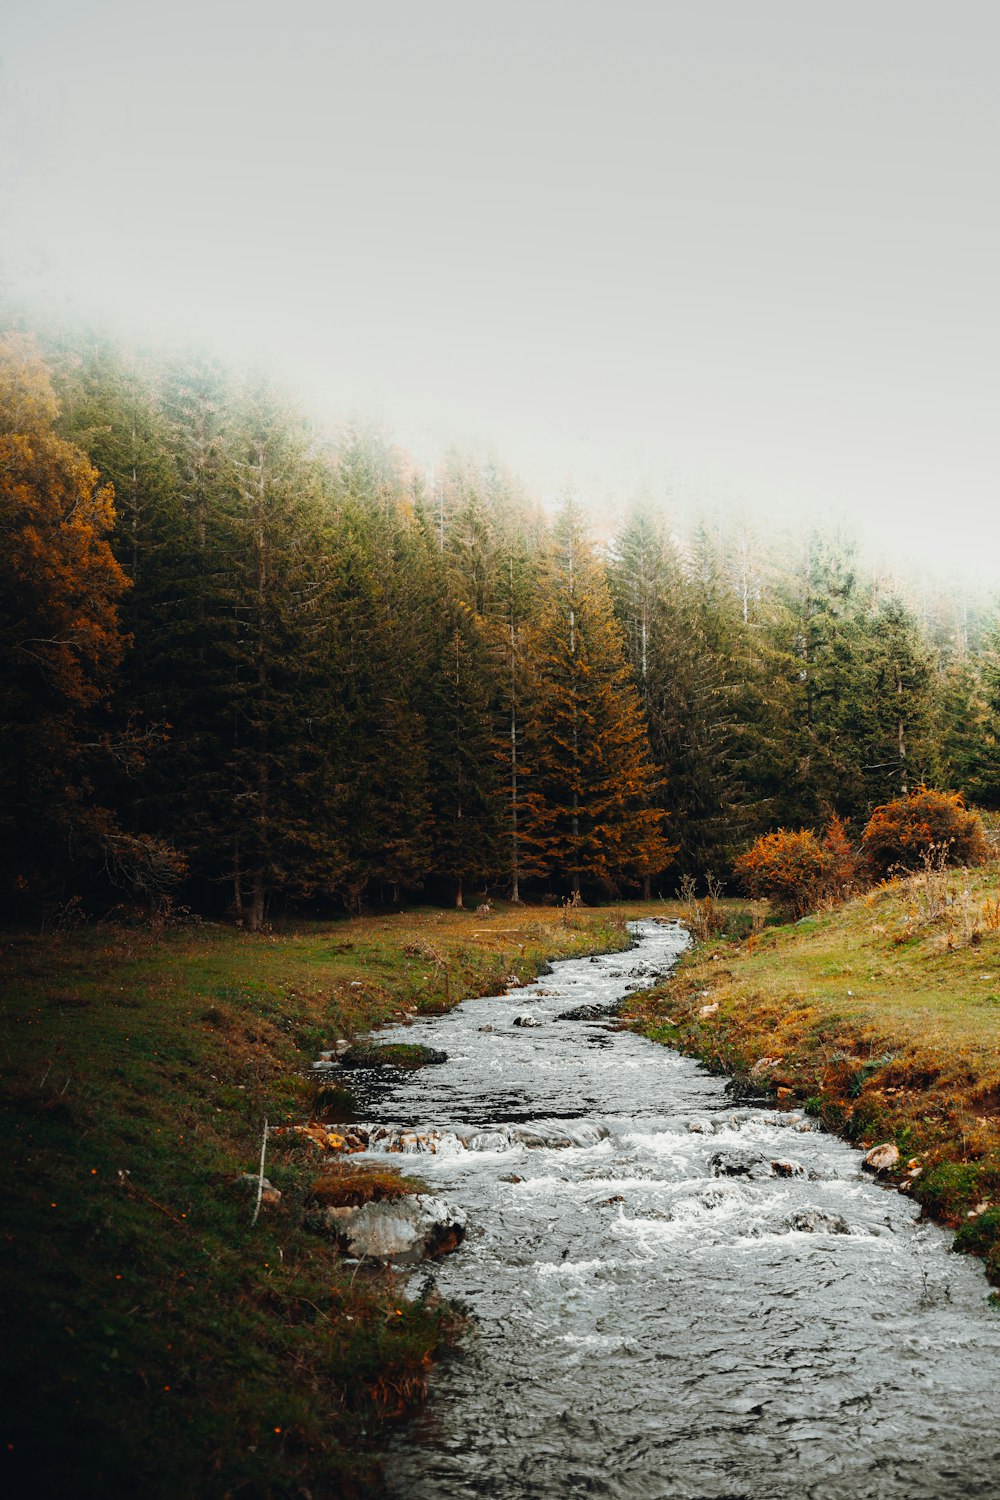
{"left": 2, "top": 0, "right": 999, "bottom": 579}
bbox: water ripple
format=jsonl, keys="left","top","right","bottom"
{"left": 334, "top": 920, "right": 1000, "bottom": 1498}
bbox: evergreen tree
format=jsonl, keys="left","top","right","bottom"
{"left": 427, "top": 604, "right": 502, "bottom": 906}
{"left": 525, "top": 501, "right": 670, "bottom": 895}
{"left": 858, "top": 595, "right": 936, "bottom": 801}
{"left": 777, "top": 530, "right": 871, "bottom": 824}
{"left": 326, "top": 424, "right": 434, "bottom": 908}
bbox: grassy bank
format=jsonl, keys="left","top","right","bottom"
{"left": 626, "top": 869, "right": 1000, "bottom": 1291}
{"left": 0, "top": 902, "right": 630, "bottom": 1499}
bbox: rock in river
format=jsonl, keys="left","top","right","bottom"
{"left": 319, "top": 1194, "right": 467, "bottom": 1263}
{"left": 790, "top": 1210, "right": 851, "bottom": 1235}
{"left": 862, "top": 1143, "right": 900, "bottom": 1174}
{"left": 556, "top": 1001, "right": 619, "bottom": 1021}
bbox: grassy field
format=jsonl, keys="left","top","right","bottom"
{"left": 627, "top": 867, "right": 1000, "bottom": 1291}
{"left": 0, "top": 901, "right": 635, "bottom": 1499}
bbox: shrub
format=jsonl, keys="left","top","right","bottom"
{"left": 734, "top": 827, "right": 831, "bottom": 919}
{"left": 733, "top": 818, "right": 858, "bottom": 920}
{"left": 861, "top": 787, "right": 988, "bottom": 878}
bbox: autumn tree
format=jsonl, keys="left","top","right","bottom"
{"left": 524, "top": 500, "right": 671, "bottom": 895}
{"left": 0, "top": 333, "right": 179, "bottom": 907}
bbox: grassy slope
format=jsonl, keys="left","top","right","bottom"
{"left": 0, "top": 902, "right": 631, "bottom": 1499}
{"left": 627, "top": 870, "right": 1000, "bottom": 1289}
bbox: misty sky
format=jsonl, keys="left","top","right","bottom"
{"left": 2, "top": 1, "right": 998, "bottom": 577}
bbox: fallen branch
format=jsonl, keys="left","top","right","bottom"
{"left": 251, "top": 1118, "right": 269, "bottom": 1227}
{"left": 116, "top": 1169, "right": 188, "bottom": 1227}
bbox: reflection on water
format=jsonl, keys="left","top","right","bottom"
{"left": 334, "top": 921, "right": 1000, "bottom": 1499}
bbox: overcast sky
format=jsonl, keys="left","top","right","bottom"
{"left": 2, "top": 1, "right": 998, "bottom": 577}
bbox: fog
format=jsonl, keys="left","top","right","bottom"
{"left": 3, "top": 0, "right": 999, "bottom": 577}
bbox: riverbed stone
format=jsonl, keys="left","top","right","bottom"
{"left": 862, "top": 1143, "right": 900, "bottom": 1174}
{"left": 236, "top": 1173, "right": 281, "bottom": 1206}
{"left": 790, "top": 1210, "right": 851, "bottom": 1235}
{"left": 513, "top": 1014, "right": 541, "bottom": 1027}
{"left": 709, "top": 1149, "right": 766, "bottom": 1178}
{"left": 556, "top": 1001, "right": 619, "bottom": 1021}
{"left": 319, "top": 1194, "right": 467, "bottom": 1263}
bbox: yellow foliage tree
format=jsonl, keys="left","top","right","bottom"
{"left": 0, "top": 333, "right": 138, "bottom": 903}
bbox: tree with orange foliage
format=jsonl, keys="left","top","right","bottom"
{"left": 0, "top": 333, "right": 177, "bottom": 907}
{"left": 521, "top": 500, "right": 673, "bottom": 896}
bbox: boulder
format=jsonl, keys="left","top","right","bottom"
{"left": 319, "top": 1194, "right": 466, "bottom": 1263}
{"left": 513, "top": 1014, "right": 541, "bottom": 1028}
{"left": 709, "top": 1149, "right": 764, "bottom": 1178}
{"left": 790, "top": 1210, "right": 851, "bottom": 1235}
{"left": 862, "top": 1143, "right": 900, "bottom": 1174}
{"left": 708, "top": 1150, "right": 807, "bottom": 1181}
{"left": 556, "top": 1002, "right": 618, "bottom": 1021}
{"left": 770, "top": 1159, "right": 805, "bottom": 1178}
{"left": 236, "top": 1173, "right": 281, "bottom": 1206}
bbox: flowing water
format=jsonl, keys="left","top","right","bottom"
{"left": 333, "top": 920, "right": 1000, "bottom": 1499}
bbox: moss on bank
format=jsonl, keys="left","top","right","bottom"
{"left": 625, "top": 869, "right": 1000, "bottom": 1288}
{"left": 0, "top": 903, "right": 629, "bottom": 1499}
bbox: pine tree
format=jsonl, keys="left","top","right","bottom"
{"left": 611, "top": 509, "right": 765, "bottom": 881}
{"left": 325, "top": 424, "right": 434, "bottom": 908}
{"left": 859, "top": 595, "right": 936, "bottom": 801}
{"left": 525, "top": 500, "right": 670, "bottom": 895}
{"left": 778, "top": 530, "right": 871, "bottom": 824}
{"left": 427, "top": 604, "right": 502, "bottom": 906}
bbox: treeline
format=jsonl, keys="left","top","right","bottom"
{"left": 2, "top": 326, "right": 998, "bottom": 925}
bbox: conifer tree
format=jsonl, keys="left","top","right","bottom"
{"left": 859, "top": 595, "right": 936, "bottom": 801}
{"left": 326, "top": 424, "right": 434, "bottom": 907}
{"left": 525, "top": 501, "right": 670, "bottom": 895}
{"left": 611, "top": 509, "right": 763, "bottom": 881}
{"left": 427, "top": 604, "right": 502, "bottom": 906}
{"left": 778, "top": 530, "right": 871, "bottom": 823}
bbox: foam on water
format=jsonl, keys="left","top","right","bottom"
{"left": 328, "top": 919, "right": 1000, "bottom": 1499}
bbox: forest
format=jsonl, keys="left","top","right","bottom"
{"left": 2, "top": 323, "right": 998, "bottom": 929}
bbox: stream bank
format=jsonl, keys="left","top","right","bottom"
{"left": 0, "top": 904, "right": 631, "bottom": 1499}
{"left": 330, "top": 919, "right": 1000, "bottom": 1499}
{"left": 628, "top": 879, "right": 1000, "bottom": 1290}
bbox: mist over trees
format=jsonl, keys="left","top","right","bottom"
{"left": 1, "top": 325, "right": 996, "bottom": 926}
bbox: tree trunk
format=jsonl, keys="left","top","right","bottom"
{"left": 249, "top": 873, "right": 265, "bottom": 932}
{"left": 455, "top": 875, "right": 464, "bottom": 909}
{"left": 233, "top": 831, "right": 245, "bottom": 925}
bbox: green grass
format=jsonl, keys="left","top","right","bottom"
{"left": 0, "top": 901, "right": 632, "bottom": 1498}
{"left": 340, "top": 1041, "right": 447, "bottom": 1069}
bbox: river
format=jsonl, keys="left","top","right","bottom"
{"left": 338, "top": 919, "right": 1000, "bottom": 1499}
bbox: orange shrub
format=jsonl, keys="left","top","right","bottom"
{"left": 861, "top": 787, "right": 988, "bottom": 878}
{"left": 734, "top": 825, "right": 847, "bottom": 919}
